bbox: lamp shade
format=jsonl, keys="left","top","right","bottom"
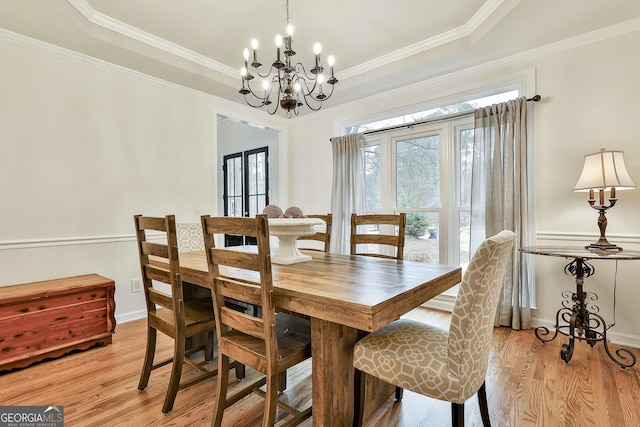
{"left": 573, "top": 149, "right": 636, "bottom": 192}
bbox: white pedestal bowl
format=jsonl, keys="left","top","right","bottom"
{"left": 267, "top": 218, "right": 323, "bottom": 264}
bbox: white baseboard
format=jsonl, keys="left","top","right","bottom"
{"left": 421, "top": 294, "right": 456, "bottom": 312}
{"left": 116, "top": 309, "right": 147, "bottom": 325}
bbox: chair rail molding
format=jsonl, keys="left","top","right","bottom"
{"left": 0, "top": 232, "right": 165, "bottom": 251}
{"left": 536, "top": 231, "right": 640, "bottom": 245}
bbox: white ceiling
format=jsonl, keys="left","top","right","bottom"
{"left": 1, "top": 0, "right": 639, "bottom": 116}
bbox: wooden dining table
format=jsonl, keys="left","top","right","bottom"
{"left": 161, "top": 249, "right": 461, "bottom": 426}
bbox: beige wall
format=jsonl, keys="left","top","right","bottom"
{"left": 1, "top": 26, "right": 639, "bottom": 346}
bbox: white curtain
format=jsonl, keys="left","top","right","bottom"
{"left": 330, "top": 133, "right": 365, "bottom": 254}
{"left": 470, "top": 97, "right": 532, "bottom": 330}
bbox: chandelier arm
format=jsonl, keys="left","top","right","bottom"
{"left": 300, "top": 83, "right": 335, "bottom": 111}
{"left": 253, "top": 64, "right": 279, "bottom": 79}
{"left": 293, "top": 62, "right": 323, "bottom": 80}
{"left": 242, "top": 92, "right": 280, "bottom": 115}
{"left": 244, "top": 82, "right": 268, "bottom": 103}
{"left": 300, "top": 95, "right": 324, "bottom": 111}
{"left": 242, "top": 94, "right": 269, "bottom": 109}
{"left": 322, "top": 82, "right": 336, "bottom": 99}
{"left": 294, "top": 75, "right": 318, "bottom": 97}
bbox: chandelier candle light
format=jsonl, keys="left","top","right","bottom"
{"left": 239, "top": 0, "right": 337, "bottom": 117}
{"left": 573, "top": 148, "right": 636, "bottom": 251}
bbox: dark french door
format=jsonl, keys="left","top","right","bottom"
{"left": 223, "top": 147, "right": 269, "bottom": 246}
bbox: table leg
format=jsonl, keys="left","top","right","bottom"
{"left": 310, "top": 318, "right": 394, "bottom": 426}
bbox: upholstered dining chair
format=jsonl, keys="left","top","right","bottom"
{"left": 297, "top": 213, "right": 332, "bottom": 252}
{"left": 201, "top": 214, "right": 313, "bottom": 427}
{"left": 352, "top": 230, "right": 516, "bottom": 427}
{"left": 134, "top": 215, "right": 242, "bottom": 413}
{"left": 350, "top": 213, "right": 406, "bottom": 260}
{"left": 176, "top": 221, "right": 205, "bottom": 253}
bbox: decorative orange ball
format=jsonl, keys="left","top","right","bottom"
{"left": 262, "top": 204, "right": 283, "bottom": 218}
{"left": 284, "top": 206, "right": 305, "bottom": 218}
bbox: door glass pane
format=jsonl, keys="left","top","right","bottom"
{"left": 225, "top": 155, "right": 244, "bottom": 218}
{"left": 364, "top": 144, "right": 381, "bottom": 211}
{"left": 245, "top": 149, "right": 268, "bottom": 218}
{"left": 232, "top": 157, "right": 243, "bottom": 217}
{"left": 396, "top": 136, "right": 440, "bottom": 208}
{"left": 248, "top": 195, "right": 257, "bottom": 217}
{"left": 404, "top": 212, "right": 439, "bottom": 263}
{"left": 247, "top": 153, "right": 257, "bottom": 194}
{"left": 256, "top": 152, "right": 266, "bottom": 194}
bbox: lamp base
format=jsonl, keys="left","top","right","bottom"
{"left": 585, "top": 242, "right": 623, "bottom": 252}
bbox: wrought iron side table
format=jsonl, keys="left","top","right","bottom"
{"left": 521, "top": 246, "right": 638, "bottom": 369}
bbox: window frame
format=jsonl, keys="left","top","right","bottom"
{"left": 364, "top": 116, "right": 473, "bottom": 267}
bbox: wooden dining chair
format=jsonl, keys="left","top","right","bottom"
{"left": 350, "top": 213, "right": 406, "bottom": 260}
{"left": 352, "top": 230, "right": 516, "bottom": 427}
{"left": 297, "top": 213, "right": 332, "bottom": 252}
{"left": 134, "top": 214, "right": 242, "bottom": 413}
{"left": 201, "top": 214, "right": 313, "bottom": 427}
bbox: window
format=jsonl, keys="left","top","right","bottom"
{"left": 354, "top": 90, "right": 520, "bottom": 295}
{"left": 364, "top": 119, "right": 472, "bottom": 269}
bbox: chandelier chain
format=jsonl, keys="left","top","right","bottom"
{"left": 286, "top": 0, "right": 290, "bottom": 25}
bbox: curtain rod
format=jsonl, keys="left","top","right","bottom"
{"left": 361, "top": 95, "right": 541, "bottom": 136}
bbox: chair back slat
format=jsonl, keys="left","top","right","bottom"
{"left": 352, "top": 214, "right": 403, "bottom": 226}
{"left": 216, "top": 277, "right": 263, "bottom": 306}
{"left": 147, "top": 288, "right": 174, "bottom": 309}
{"left": 353, "top": 234, "right": 403, "bottom": 247}
{"left": 141, "top": 241, "right": 170, "bottom": 258}
{"left": 219, "top": 306, "right": 266, "bottom": 340}
{"left": 350, "top": 213, "right": 406, "bottom": 260}
{"left": 137, "top": 216, "right": 170, "bottom": 232}
{"left": 203, "top": 216, "right": 260, "bottom": 237}
{"left": 209, "top": 247, "right": 262, "bottom": 272}
{"left": 144, "top": 264, "right": 171, "bottom": 284}
{"left": 297, "top": 213, "right": 332, "bottom": 252}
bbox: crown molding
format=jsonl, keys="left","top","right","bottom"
{"left": 339, "top": 0, "right": 505, "bottom": 79}
{"left": 66, "top": 0, "right": 239, "bottom": 79}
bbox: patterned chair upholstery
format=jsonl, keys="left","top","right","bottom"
{"left": 353, "top": 230, "right": 516, "bottom": 427}
{"left": 176, "top": 222, "right": 204, "bottom": 252}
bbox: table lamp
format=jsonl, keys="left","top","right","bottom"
{"left": 573, "top": 148, "right": 636, "bottom": 251}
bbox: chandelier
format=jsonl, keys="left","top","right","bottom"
{"left": 239, "top": 0, "right": 338, "bottom": 117}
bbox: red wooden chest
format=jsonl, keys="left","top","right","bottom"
{"left": 0, "top": 274, "right": 116, "bottom": 372}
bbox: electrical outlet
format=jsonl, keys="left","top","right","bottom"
{"left": 131, "top": 279, "right": 143, "bottom": 293}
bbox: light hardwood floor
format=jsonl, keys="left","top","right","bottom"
{"left": 1, "top": 307, "right": 639, "bottom": 426}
